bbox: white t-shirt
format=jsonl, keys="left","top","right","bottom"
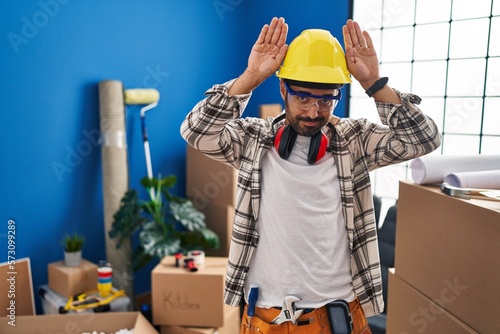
{"left": 245, "top": 133, "right": 355, "bottom": 309}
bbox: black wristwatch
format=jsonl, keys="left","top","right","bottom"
{"left": 365, "top": 77, "right": 389, "bottom": 97}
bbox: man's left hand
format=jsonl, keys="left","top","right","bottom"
{"left": 342, "top": 19, "right": 380, "bottom": 89}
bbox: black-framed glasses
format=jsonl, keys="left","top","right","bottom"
{"left": 284, "top": 81, "right": 341, "bottom": 112}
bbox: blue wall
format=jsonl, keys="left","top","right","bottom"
{"left": 0, "top": 0, "right": 349, "bottom": 314}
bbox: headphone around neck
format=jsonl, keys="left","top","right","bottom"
{"left": 272, "top": 113, "right": 332, "bottom": 165}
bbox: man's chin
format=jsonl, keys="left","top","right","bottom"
{"left": 295, "top": 125, "right": 322, "bottom": 137}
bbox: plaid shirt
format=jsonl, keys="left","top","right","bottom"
{"left": 180, "top": 79, "right": 441, "bottom": 317}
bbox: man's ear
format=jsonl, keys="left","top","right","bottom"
{"left": 279, "top": 80, "right": 286, "bottom": 100}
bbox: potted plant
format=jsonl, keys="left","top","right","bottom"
{"left": 60, "top": 232, "right": 85, "bottom": 267}
{"left": 109, "top": 175, "right": 220, "bottom": 271}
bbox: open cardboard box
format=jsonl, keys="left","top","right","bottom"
{"left": 0, "top": 312, "right": 159, "bottom": 334}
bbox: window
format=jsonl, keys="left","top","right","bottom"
{"left": 349, "top": 0, "right": 500, "bottom": 203}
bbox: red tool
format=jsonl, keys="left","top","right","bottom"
{"left": 184, "top": 258, "right": 198, "bottom": 272}
{"left": 174, "top": 253, "right": 183, "bottom": 267}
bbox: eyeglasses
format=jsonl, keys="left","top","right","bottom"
{"left": 284, "top": 81, "right": 341, "bottom": 112}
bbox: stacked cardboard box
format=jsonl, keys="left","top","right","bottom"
{"left": 259, "top": 103, "right": 282, "bottom": 118}
{"left": 152, "top": 256, "right": 240, "bottom": 332}
{"left": 160, "top": 304, "right": 240, "bottom": 334}
{"left": 48, "top": 259, "right": 98, "bottom": 297}
{"left": 186, "top": 145, "right": 237, "bottom": 257}
{"left": 387, "top": 181, "right": 500, "bottom": 334}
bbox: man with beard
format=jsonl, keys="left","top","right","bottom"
{"left": 181, "top": 17, "right": 441, "bottom": 334}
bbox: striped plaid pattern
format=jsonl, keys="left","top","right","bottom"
{"left": 181, "top": 80, "right": 441, "bottom": 317}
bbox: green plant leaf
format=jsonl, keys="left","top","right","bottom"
{"left": 198, "top": 228, "right": 220, "bottom": 248}
{"left": 170, "top": 200, "right": 206, "bottom": 231}
{"left": 131, "top": 246, "right": 153, "bottom": 272}
{"left": 139, "top": 221, "right": 181, "bottom": 259}
{"left": 60, "top": 232, "right": 85, "bottom": 252}
{"left": 140, "top": 175, "right": 176, "bottom": 191}
{"left": 110, "top": 172, "right": 221, "bottom": 273}
{"left": 108, "top": 190, "right": 147, "bottom": 248}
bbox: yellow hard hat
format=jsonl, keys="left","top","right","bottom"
{"left": 276, "top": 29, "right": 351, "bottom": 85}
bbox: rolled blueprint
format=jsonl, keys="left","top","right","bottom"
{"left": 443, "top": 170, "right": 500, "bottom": 189}
{"left": 98, "top": 80, "right": 133, "bottom": 307}
{"left": 410, "top": 155, "right": 500, "bottom": 184}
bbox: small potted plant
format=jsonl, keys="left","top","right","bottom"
{"left": 60, "top": 232, "right": 85, "bottom": 267}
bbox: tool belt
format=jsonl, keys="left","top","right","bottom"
{"left": 240, "top": 298, "right": 372, "bottom": 334}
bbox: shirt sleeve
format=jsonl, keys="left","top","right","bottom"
{"left": 354, "top": 90, "right": 442, "bottom": 170}
{"left": 180, "top": 79, "right": 252, "bottom": 168}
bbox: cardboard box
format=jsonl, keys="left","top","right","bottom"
{"left": 218, "top": 304, "right": 240, "bottom": 334}
{"left": 0, "top": 258, "right": 35, "bottom": 317}
{"left": 0, "top": 312, "right": 159, "bottom": 334}
{"left": 386, "top": 269, "right": 478, "bottom": 334}
{"left": 48, "top": 259, "right": 98, "bottom": 297}
{"left": 197, "top": 201, "right": 235, "bottom": 257}
{"left": 186, "top": 145, "right": 237, "bottom": 207}
{"left": 395, "top": 181, "right": 500, "bottom": 334}
{"left": 38, "top": 284, "right": 130, "bottom": 314}
{"left": 162, "top": 326, "right": 215, "bottom": 334}
{"left": 160, "top": 304, "right": 240, "bottom": 334}
{"left": 259, "top": 103, "right": 282, "bottom": 118}
{"left": 152, "top": 256, "right": 228, "bottom": 327}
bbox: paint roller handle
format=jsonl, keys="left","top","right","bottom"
{"left": 141, "top": 115, "right": 149, "bottom": 142}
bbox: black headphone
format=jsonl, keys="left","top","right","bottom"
{"left": 272, "top": 113, "right": 333, "bottom": 165}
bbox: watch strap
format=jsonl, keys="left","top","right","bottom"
{"left": 365, "top": 77, "right": 389, "bottom": 97}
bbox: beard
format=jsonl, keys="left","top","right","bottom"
{"left": 284, "top": 99, "right": 329, "bottom": 137}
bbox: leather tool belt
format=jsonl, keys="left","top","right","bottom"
{"left": 240, "top": 298, "right": 372, "bottom": 334}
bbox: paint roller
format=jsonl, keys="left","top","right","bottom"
{"left": 124, "top": 88, "right": 160, "bottom": 198}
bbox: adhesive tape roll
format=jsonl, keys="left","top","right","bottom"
{"left": 187, "top": 250, "right": 205, "bottom": 267}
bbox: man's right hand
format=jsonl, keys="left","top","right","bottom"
{"left": 228, "top": 17, "right": 288, "bottom": 96}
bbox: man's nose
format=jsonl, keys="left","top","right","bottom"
{"left": 304, "top": 101, "right": 321, "bottom": 118}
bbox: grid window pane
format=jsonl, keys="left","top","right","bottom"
{"left": 380, "top": 62, "right": 412, "bottom": 92}
{"left": 350, "top": 81, "right": 368, "bottom": 98}
{"left": 352, "top": 0, "right": 496, "bottom": 191}
{"left": 412, "top": 61, "right": 447, "bottom": 96}
{"left": 486, "top": 57, "right": 500, "bottom": 96}
{"left": 348, "top": 97, "right": 381, "bottom": 123}
{"left": 353, "top": 0, "right": 384, "bottom": 29}
{"left": 490, "top": 17, "right": 500, "bottom": 56}
{"left": 415, "top": 0, "right": 452, "bottom": 23}
{"left": 442, "top": 134, "right": 480, "bottom": 154}
{"left": 452, "top": 0, "right": 492, "bottom": 20}
{"left": 371, "top": 163, "right": 409, "bottom": 199}
{"left": 380, "top": 27, "right": 414, "bottom": 62}
{"left": 382, "top": 0, "right": 415, "bottom": 27}
{"left": 483, "top": 97, "right": 500, "bottom": 135}
{"left": 494, "top": 1, "right": 500, "bottom": 15}
{"left": 419, "top": 97, "right": 445, "bottom": 133}
{"left": 444, "top": 98, "right": 483, "bottom": 134}
{"left": 481, "top": 136, "right": 500, "bottom": 154}
{"left": 447, "top": 59, "right": 486, "bottom": 96}
{"left": 449, "top": 19, "right": 490, "bottom": 58}
{"left": 414, "top": 22, "right": 450, "bottom": 60}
